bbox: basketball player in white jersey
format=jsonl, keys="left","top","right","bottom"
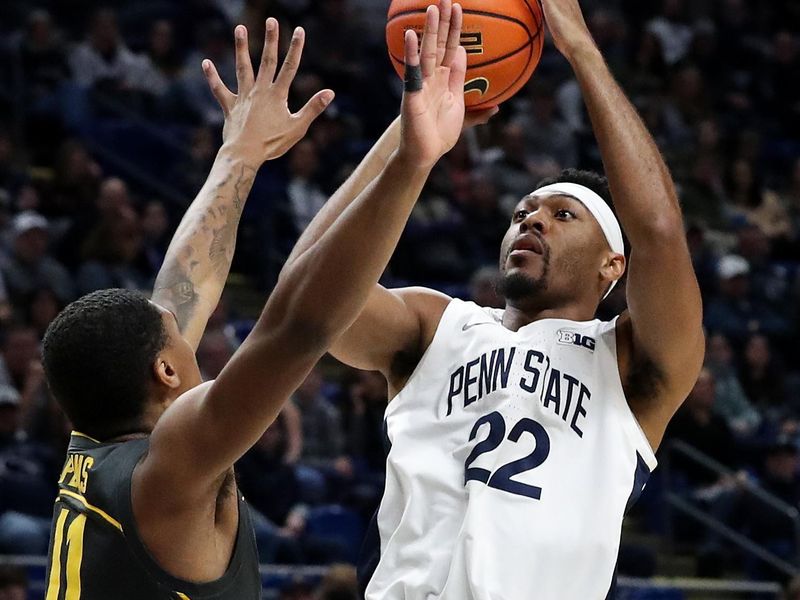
{"left": 288, "top": 0, "right": 704, "bottom": 598}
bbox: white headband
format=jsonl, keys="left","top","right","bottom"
{"left": 531, "top": 182, "right": 624, "bottom": 298}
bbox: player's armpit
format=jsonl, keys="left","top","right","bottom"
{"left": 330, "top": 285, "right": 450, "bottom": 387}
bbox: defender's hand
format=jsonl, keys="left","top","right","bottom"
{"left": 539, "top": 0, "right": 597, "bottom": 61}
{"left": 203, "top": 20, "right": 335, "bottom": 164}
{"left": 398, "top": 1, "right": 468, "bottom": 169}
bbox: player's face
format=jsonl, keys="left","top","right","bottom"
{"left": 498, "top": 194, "right": 611, "bottom": 305}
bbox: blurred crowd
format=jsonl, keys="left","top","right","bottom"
{"left": 0, "top": 0, "right": 798, "bottom": 591}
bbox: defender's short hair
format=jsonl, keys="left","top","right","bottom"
{"left": 43, "top": 289, "right": 168, "bottom": 440}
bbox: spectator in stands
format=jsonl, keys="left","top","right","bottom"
{"left": 470, "top": 267, "right": 504, "bottom": 309}
{"left": 16, "top": 10, "right": 70, "bottom": 109}
{"left": 68, "top": 8, "right": 146, "bottom": 93}
{"left": 484, "top": 123, "right": 537, "bottom": 203}
{"left": 179, "top": 19, "right": 234, "bottom": 126}
{"left": 343, "top": 370, "right": 388, "bottom": 475}
{"left": 0, "top": 132, "right": 27, "bottom": 201}
{"left": 285, "top": 140, "right": 328, "bottom": 236}
{"left": 737, "top": 439, "right": 800, "bottom": 576}
{"left": 24, "top": 286, "right": 63, "bottom": 340}
{"left": 645, "top": 0, "right": 693, "bottom": 65}
{"left": 47, "top": 139, "right": 102, "bottom": 218}
{"left": 139, "top": 199, "right": 170, "bottom": 275}
{"left": 0, "top": 565, "right": 27, "bottom": 600}
{"left": 706, "top": 333, "right": 761, "bottom": 437}
{"left": 2, "top": 211, "right": 74, "bottom": 306}
{"left": 704, "top": 254, "right": 790, "bottom": 341}
{"left": 0, "top": 326, "right": 39, "bottom": 394}
{"left": 512, "top": 80, "right": 577, "bottom": 177}
{"left": 77, "top": 205, "right": 148, "bottom": 293}
{"left": 0, "top": 384, "right": 54, "bottom": 555}
{"left": 726, "top": 160, "right": 791, "bottom": 242}
{"left": 293, "top": 367, "right": 353, "bottom": 504}
{"left": 664, "top": 368, "right": 738, "bottom": 489}
{"left": 739, "top": 334, "right": 788, "bottom": 418}
{"left": 197, "top": 328, "right": 237, "bottom": 380}
{"left": 137, "top": 20, "right": 182, "bottom": 99}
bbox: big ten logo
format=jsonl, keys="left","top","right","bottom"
{"left": 557, "top": 330, "right": 596, "bottom": 352}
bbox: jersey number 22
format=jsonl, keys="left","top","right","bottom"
{"left": 464, "top": 411, "right": 550, "bottom": 500}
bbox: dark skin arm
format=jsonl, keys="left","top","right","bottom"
{"left": 151, "top": 23, "right": 328, "bottom": 350}
{"left": 133, "top": 20, "right": 335, "bottom": 581}
{"left": 134, "top": 9, "right": 469, "bottom": 581}
{"left": 542, "top": 0, "right": 704, "bottom": 448}
{"left": 284, "top": 0, "right": 494, "bottom": 390}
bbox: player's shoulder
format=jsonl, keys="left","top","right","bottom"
{"left": 390, "top": 286, "right": 453, "bottom": 329}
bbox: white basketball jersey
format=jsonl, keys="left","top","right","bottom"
{"left": 359, "top": 299, "right": 657, "bottom": 600}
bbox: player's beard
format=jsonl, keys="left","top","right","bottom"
{"left": 498, "top": 251, "right": 550, "bottom": 301}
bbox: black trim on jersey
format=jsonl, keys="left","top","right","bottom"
{"left": 356, "top": 419, "right": 391, "bottom": 598}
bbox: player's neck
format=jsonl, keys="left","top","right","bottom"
{"left": 501, "top": 301, "right": 597, "bottom": 331}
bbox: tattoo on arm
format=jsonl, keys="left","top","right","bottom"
{"left": 153, "top": 163, "right": 257, "bottom": 336}
{"left": 209, "top": 165, "right": 256, "bottom": 276}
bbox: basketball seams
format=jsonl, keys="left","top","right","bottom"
{"left": 388, "top": 9, "right": 537, "bottom": 37}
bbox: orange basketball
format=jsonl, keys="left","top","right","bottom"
{"left": 386, "top": 0, "right": 544, "bottom": 110}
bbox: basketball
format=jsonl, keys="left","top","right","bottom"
{"left": 386, "top": 0, "right": 544, "bottom": 110}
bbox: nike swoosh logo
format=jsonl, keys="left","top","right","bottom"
{"left": 462, "top": 321, "right": 494, "bottom": 331}
{"left": 464, "top": 77, "right": 489, "bottom": 97}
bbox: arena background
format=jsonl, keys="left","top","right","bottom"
{"left": 0, "top": 0, "right": 799, "bottom": 598}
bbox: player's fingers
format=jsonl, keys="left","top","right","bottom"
{"left": 274, "top": 27, "right": 305, "bottom": 92}
{"left": 294, "top": 89, "right": 335, "bottom": 131}
{"left": 202, "top": 59, "right": 235, "bottom": 115}
{"left": 442, "top": 3, "right": 463, "bottom": 67}
{"left": 447, "top": 46, "right": 467, "bottom": 95}
{"left": 403, "top": 30, "right": 423, "bottom": 96}
{"left": 258, "top": 18, "right": 279, "bottom": 84}
{"left": 436, "top": 0, "right": 452, "bottom": 65}
{"left": 234, "top": 25, "right": 255, "bottom": 95}
{"left": 420, "top": 4, "right": 439, "bottom": 78}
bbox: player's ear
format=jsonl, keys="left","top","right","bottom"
{"left": 600, "top": 253, "right": 625, "bottom": 287}
{"left": 153, "top": 357, "right": 181, "bottom": 390}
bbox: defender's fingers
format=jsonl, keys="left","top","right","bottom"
{"left": 234, "top": 25, "right": 254, "bottom": 95}
{"left": 404, "top": 30, "right": 423, "bottom": 94}
{"left": 436, "top": 0, "right": 453, "bottom": 64}
{"left": 420, "top": 4, "right": 439, "bottom": 77}
{"left": 442, "top": 3, "right": 463, "bottom": 67}
{"left": 447, "top": 45, "right": 467, "bottom": 95}
{"left": 203, "top": 59, "right": 235, "bottom": 115}
{"left": 258, "top": 18, "right": 279, "bottom": 84}
{"left": 294, "top": 89, "right": 336, "bottom": 130}
{"left": 274, "top": 27, "right": 305, "bottom": 91}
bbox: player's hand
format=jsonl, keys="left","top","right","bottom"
{"left": 203, "top": 20, "right": 335, "bottom": 165}
{"left": 398, "top": 1, "right": 467, "bottom": 169}
{"left": 539, "top": 0, "right": 597, "bottom": 61}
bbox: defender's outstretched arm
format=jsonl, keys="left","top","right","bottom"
{"left": 144, "top": 8, "right": 469, "bottom": 493}
{"left": 152, "top": 22, "right": 331, "bottom": 350}
{"left": 542, "top": 0, "right": 703, "bottom": 446}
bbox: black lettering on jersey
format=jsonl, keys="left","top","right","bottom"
{"left": 543, "top": 369, "right": 562, "bottom": 415}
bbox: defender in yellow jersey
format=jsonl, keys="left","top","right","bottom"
{"left": 43, "top": 4, "right": 475, "bottom": 598}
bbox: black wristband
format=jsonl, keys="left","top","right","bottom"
{"left": 404, "top": 64, "right": 423, "bottom": 92}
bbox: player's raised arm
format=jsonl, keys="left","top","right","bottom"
{"left": 541, "top": 0, "right": 703, "bottom": 446}
{"left": 283, "top": 0, "right": 496, "bottom": 380}
{"left": 151, "top": 20, "right": 333, "bottom": 351}
{"left": 142, "top": 8, "right": 469, "bottom": 491}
